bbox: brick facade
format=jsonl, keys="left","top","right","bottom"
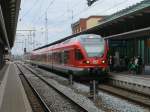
{"left": 71, "top": 16, "right": 105, "bottom": 34}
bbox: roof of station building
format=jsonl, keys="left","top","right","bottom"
{"left": 100, "top": 0, "right": 150, "bottom": 25}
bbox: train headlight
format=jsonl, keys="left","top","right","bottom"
{"left": 86, "top": 60, "right": 90, "bottom": 64}
{"left": 102, "top": 60, "right": 105, "bottom": 64}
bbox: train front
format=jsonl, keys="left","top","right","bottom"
{"left": 77, "top": 34, "right": 108, "bottom": 79}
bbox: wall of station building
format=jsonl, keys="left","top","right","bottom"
{"left": 109, "top": 36, "right": 150, "bottom": 65}
{"left": 86, "top": 18, "right": 101, "bottom": 29}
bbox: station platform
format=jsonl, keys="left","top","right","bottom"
{"left": 110, "top": 71, "right": 150, "bottom": 78}
{"left": 0, "top": 62, "right": 32, "bottom": 112}
{"left": 109, "top": 72, "right": 150, "bottom": 87}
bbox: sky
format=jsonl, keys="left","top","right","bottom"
{"left": 12, "top": 0, "right": 143, "bottom": 55}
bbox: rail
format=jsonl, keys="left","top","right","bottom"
{"left": 17, "top": 62, "right": 96, "bottom": 112}
{"left": 16, "top": 63, "right": 52, "bottom": 112}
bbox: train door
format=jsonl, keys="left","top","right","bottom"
{"left": 74, "top": 48, "right": 84, "bottom": 66}
{"left": 63, "top": 50, "right": 69, "bottom": 65}
{"left": 69, "top": 48, "right": 75, "bottom": 66}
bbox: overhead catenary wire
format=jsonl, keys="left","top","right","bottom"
{"left": 46, "top": 0, "right": 130, "bottom": 28}
{"left": 18, "top": 0, "right": 43, "bottom": 30}
{"left": 95, "top": 0, "right": 130, "bottom": 14}
{"left": 30, "top": 0, "right": 45, "bottom": 26}
{"left": 32, "top": 0, "right": 56, "bottom": 25}
{"left": 16, "top": 0, "right": 56, "bottom": 52}
{"left": 41, "top": 0, "right": 131, "bottom": 43}
{"left": 33, "top": 0, "right": 86, "bottom": 27}
{"left": 74, "top": 0, "right": 129, "bottom": 19}
{"left": 39, "top": 0, "right": 105, "bottom": 28}
{"left": 22, "top": 0, "right": 131, "bottom": 34}
{"left": 33, "top": 0, "right": 125, "bottom": 31}
{"left": 21, "top": 0, "right": 40, "bottom": 19}
{"left": 31, "top": 0, "right": 130, "bottom": 41}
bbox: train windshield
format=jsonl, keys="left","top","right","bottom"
{"left": 80, "top": 34, "right": 104, "bottom": 57}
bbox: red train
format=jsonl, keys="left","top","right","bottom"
{"left": 29, "top": 34, "right": 109, "bottom": 79}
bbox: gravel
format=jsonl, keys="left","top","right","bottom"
{"left": 33, "top": 66, "right": 150, "bottom": 112}
{"left": 97, "top": 91, "right": 150, "bottom": 112}
{"left": 28, "top": 76, "right": 84, "bottom": 112}
{"left": 35, "top": 74, "right": 103, "bottom": 112}
{"left": 23, "top": 66, "right": 103, "bottom": 112}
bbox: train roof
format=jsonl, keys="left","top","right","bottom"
{"left": 32, "top": 41, "right": 79, "bottom": 55}
{"left": 33, "top": 34, "right": 102, "bottom": 51}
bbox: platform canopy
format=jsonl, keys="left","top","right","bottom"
{"left": 81, "top": 0, "right": 150, "bottom": 39}
{"left": 0, "top": 0, "right": 21, "bottom": 48}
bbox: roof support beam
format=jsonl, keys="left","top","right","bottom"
{"left": 105, "top": 27, "right": 150, "bottom": 40}
{"left": 0, "top": 5, "right": 10, "bottom": 49}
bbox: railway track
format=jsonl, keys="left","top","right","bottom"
{"left": 98, "top": 84, "right": 150, "bottom": 107}
{"left": 108, "top": 73, "right": 150, "bottom": 96}
{"left": 28, "top": 63, "right": 150, "bottom": 108}
{"left": 16, "top": 62, "right": 101, "bottom": 112}
{"left": 16, "top": 64, "right": 51, "bottom": 112}
{"left": 32, "top": 63, "right": 150, "bottom": 107}
{"left": 23, "top": 63, "right": 150, "bottom": 111}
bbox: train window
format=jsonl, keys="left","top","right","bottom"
{"left": 55, "top": 52, "right": 61, "bottom": 64}
{"left": 58, "top": 52, "right": 63, "bottom": 64}
{"left": 48, "top": 52, "right": 52, "bottom": 62}
{"left": 64, "top": 51, "right": 69, "bottom": 64}
{"left": 75, "top": 49, "right": 83, "bottom": 60}
{"left": 53, "top": 52, "right": 57, "bottom": 63}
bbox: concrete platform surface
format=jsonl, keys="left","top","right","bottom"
{"left": 0, "top": 62, "right": 32, "bottom": 112}
{"left": 110, "top": 72, "right": 150, "bottom": 87}
{"left": 0, "top": 64, "right": 8, "bottom": 85}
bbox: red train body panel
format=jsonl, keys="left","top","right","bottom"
{"left": 29, "top": 34, "right": 109, "bottom": 78}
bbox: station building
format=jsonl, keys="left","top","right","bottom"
{"left": 71, "top": 16, "right": 106, "bottom": 34}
